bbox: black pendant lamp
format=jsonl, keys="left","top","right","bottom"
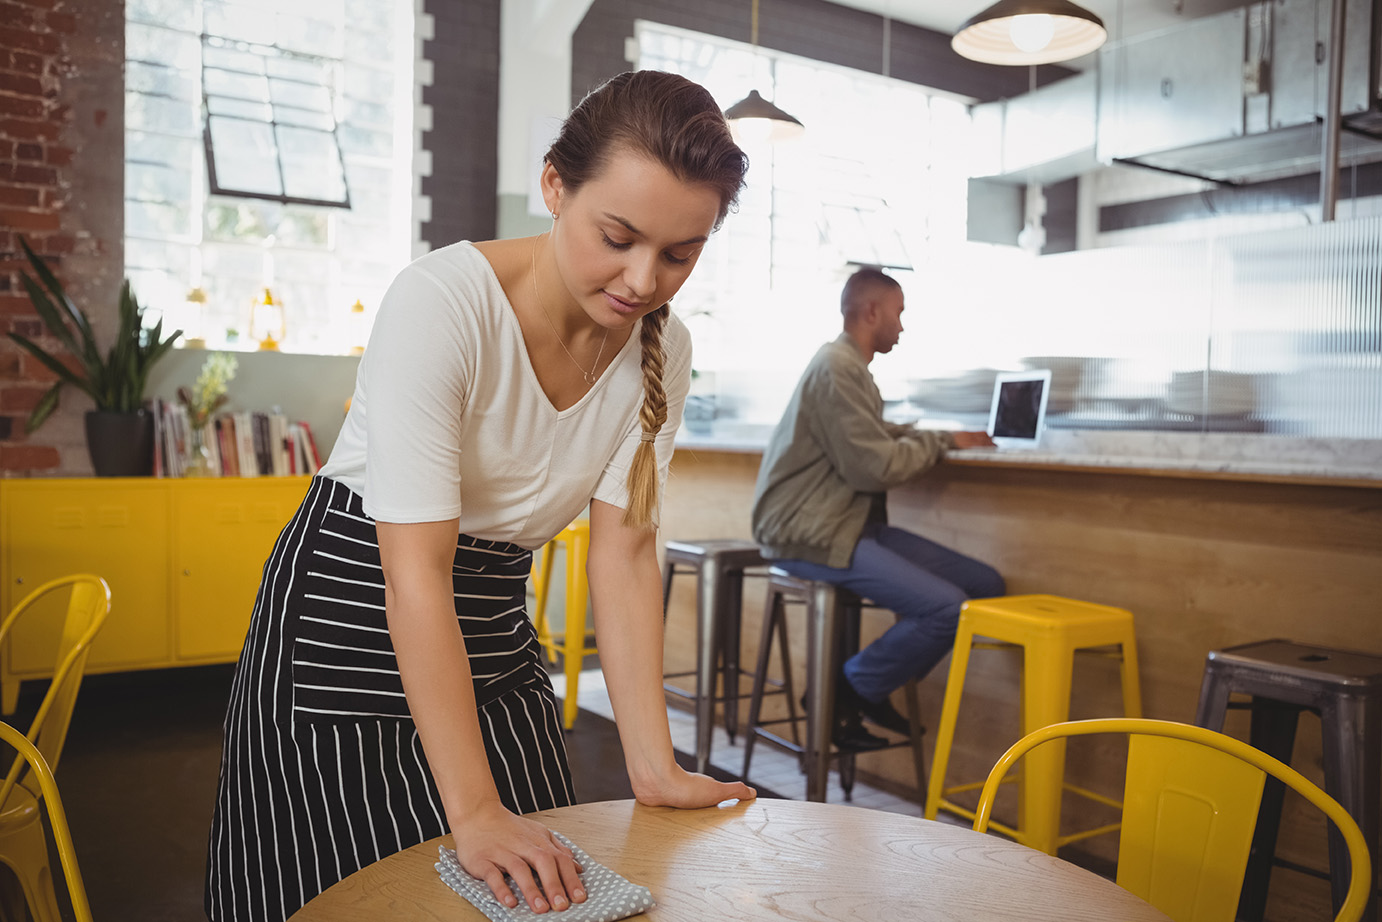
{"left": 724, "top": 0, "right": 804, "bottom": 143}
{"left": 952, "top": 0, "right": 1107, "bottom": 66}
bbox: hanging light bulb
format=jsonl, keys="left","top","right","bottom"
{"left": 952, "top": 0, "right": 1106, "bottom": 66}
{"left": 724, "top": 0, "right": 804, "bottom": 143}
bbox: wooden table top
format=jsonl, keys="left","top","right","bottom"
{"left": 289, "top": 798, "right": 1173, "bottom": 922}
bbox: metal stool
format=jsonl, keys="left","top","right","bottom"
{"left": 741, "top": 567, "right": 927, "bottom": 803}
{"left": 1194, "top": 639, "right": 1382, "bottom": 922}
{"left": 924, "top": 594, "right": 1143, "bottom": 854}
{"left": 661, "top": 539, "right": 767, "bottom": 774}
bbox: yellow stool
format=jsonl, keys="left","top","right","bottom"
{"left": 531, "top": 520, "right": 594, "bottom": 730}
{"left": 924, "top": 594, "right": 1143, "bottom": 855}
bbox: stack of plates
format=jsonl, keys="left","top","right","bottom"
{"left": 908, "top": 369, "right": 1000, "bottom": 414}
{"left": 1019, "top": 356, "right": 1107, "bottom": 414}
{"left": 1166, "top": 370, "right": 1258, "bottom": 417}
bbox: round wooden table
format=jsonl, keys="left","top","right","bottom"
{"left": 288, "top": 798, "right": 1173, "bottom": 921}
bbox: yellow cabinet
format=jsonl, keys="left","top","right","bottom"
{"left": 0, "top": 476, "right": 311, "bottom": 712}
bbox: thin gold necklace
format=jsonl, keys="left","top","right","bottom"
{"left": 530, "top": 234, "right": 608, "bottom": 386}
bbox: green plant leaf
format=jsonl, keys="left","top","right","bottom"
{"left": 18, "top": 235, "right": 97, "bottom": 352}
{"left": 5, "top": 333, "right": 97, "bottom": 399}
{"left": 25, "top": 382, "right": 64, "bottom": 433}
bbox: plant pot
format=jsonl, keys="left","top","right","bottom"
{"left": 85, "top": 409, "right": 155, "bottom": 477}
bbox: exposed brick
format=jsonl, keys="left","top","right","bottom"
{"left": 0, "top": 2, "right": 39, "bottom": 31}
{"left": 12, "top": 164, "right": 54, "bottom": 184}
{"left": 10, "top": 52, "right": 43, "bottom": 75}
{"left": 0, "top": 72, "right": 44, "bottom": 97}
{"left": 0, "top": 28, "right": 61, "bottom": 56}
{"left": 0, "top": 294, "right": 30, "bottom": 316}
{"left": 0, "top": 96, "right": 47, "bottom": 119}
{"left": 45, "top": 144, "right": 69, "bottom": 166}
{"left": 0, "top": 385, "right": 46, "bottom": 410}
{"left": 0, "top": 187, "right": 40, "bottom": 207}
{"left": 0, "top": 349, "right": 20, "bottom": 379}
{"left": 0, "top": 139, "right": 11, "bottom": 158}
{"left": 15, "top": 143, "right": 41, "bottom": 160}
{"left": 11, "top": 0, "right": 60, "bottom": 9}
{"left": 11, "top": 319, "right": 43, "bottom": 337}
{"left": 0, "top": 416, "right": 11, "bottom": 440}
{"left": 0, "top": 118, "right": 63, "bottom": 142}
{"left": 0, "top": 442, "right": 60, "bottom": 471}
{"left": 0, "top": 209, "right": 59, "bottom": 231}
{"left": 45, "top": 10, "right": 75, "bottom": 33}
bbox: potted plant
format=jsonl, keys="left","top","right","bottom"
{"left": 6, "top": 235, "right": 182, "bottom": 476}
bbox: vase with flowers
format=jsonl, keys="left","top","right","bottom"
{"left": 177, "top": 352, "right": 238, "bottom": 477}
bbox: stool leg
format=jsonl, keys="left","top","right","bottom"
{"left": 775, "top": 602, "right": 800, "bottom": 749}
{"left": 1193, "top": 662, "right": 1233, "bottom": 730}
{"left": 532, "top": 541, "right": 557, "bottom": 664}
{"left": 1119, "top": 633, "right": 1143, "bottom": 718}
{"left": 804, "top": 582, "right": 840, "bottom": 803}
{"left": 839, "top": 752, "right": 856, "bottom": 800}
{"left": 721, "top": 570, "right": 745, "bottom": 743}
{"left": 925, "top": 624, "right": 975, "bottom": 820}
{"left": 741, "top": 590, "right": 781, "bottom": 784}
{"left": 661, "top": 560, "right": 677, "bottom": 617}
{"left": 561, "top": 531, "right": 590, "bottom": 731}
{"left": 1321, "top": 694, "right": 1380, "bottom": 922}
{"left": 694, "top": 561, "right": 723, "bottom": 775}
{"left": 1236, "top": 700, "right": 1303, "bottom": 922}
{"left": 1019, "top": 644, "right": 1076, "bottom": 854}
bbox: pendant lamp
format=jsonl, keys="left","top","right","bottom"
{"left": 724, "top": 0, "right": 804, "bottom": 142}
{"left": 952, "top": 0, "right": 1107, "bottom": 66}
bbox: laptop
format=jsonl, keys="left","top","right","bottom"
{"left": 986, "top": 369, "right": 1052, "bottom": 449}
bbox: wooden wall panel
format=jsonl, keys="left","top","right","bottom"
{"left": 659, "top": 448, "right": 1381, "bottom": 917}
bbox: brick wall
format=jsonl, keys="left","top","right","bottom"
{"left": 0, "top": 0, "right": 124, "bottom": 477}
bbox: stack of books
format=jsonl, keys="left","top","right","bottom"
{"left": 151, "top": 399, "right": 323, "bottom": 479}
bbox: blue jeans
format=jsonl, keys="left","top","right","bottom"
{"left": 774, "top": 524, "right": 1005, "bottom": 702}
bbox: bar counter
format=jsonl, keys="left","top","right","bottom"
{"left": 658, "top": 429, "right": 1381, "bottom": 919}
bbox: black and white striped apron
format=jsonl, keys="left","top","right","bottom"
{"left": 204, "top": 477, "right": 575, "bottom": 922}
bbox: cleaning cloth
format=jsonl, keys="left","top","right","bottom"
{"left": 436, "top": 832, "right": 655, "bottom": 922}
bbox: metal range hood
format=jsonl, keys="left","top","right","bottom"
{"left": 970, "top": 0, "right": 1382, "bottom": 188}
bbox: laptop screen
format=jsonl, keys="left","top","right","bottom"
{"left": 987, "top": 369, "right": 1052, "bottom": 448}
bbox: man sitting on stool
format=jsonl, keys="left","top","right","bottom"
{"left": 751, "top": 267, "right": 1005, "bottom": 751}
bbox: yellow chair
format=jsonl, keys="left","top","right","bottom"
{"left": 0, "top": 722, "right": 92, "bottom": 922}
{"left": 973, "top": 718, "right": 1373, "bottom": 922}
{"left": 924, "top": 594, "right": 1142, "bottom": 854}
{"left": 0, "top": 574, "right": 110, "bottom": 922}
{"left": 530, "top": 521, "right": 594, "bottom": 730}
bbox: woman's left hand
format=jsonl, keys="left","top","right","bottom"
{"left": 630, "top": 763, "right": 756, "bottom": 808}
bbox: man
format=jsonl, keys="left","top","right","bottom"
{"left": 751, "top": 267, "right": 1005, "bottom": 751}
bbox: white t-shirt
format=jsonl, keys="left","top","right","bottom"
{"left": 319, "top": 241, "right": 691, "bottom": 548}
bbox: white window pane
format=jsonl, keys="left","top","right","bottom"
{"left": 276, "top": 126, "right": 346, "bottom": 202}
{"left": 205, "top": 0, "right": 275, "bottom": 44}
{"left": 127, "top": 23, "right": 200, "bottom": 69}
{"left": 126, "top": 92, "right": 198, "bottom": 134}
{"left": 276, "top": 9, "right": 344, "bottom": 58}
{"left": 205, "top": 68, "right": 269, "bottom": 101}
{"left": 209, "top": 116, "right": 283, "bottom": 196}
{"left": 207, "top": 96, "right": 272, "bottom": 120}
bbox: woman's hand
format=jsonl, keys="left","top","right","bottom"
{"left": 630, "top": 762, "right": 757, "bottom": 809}
{"left": 451, "top": 800, "right": 587, "bottom": 913}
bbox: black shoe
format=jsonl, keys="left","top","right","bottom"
{"left": 838, "top": 673, "right": 912, "bottom": 736}
{"left": 831, "top": 714, "right": 889, "bottom": 752}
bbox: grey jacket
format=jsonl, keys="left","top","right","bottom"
{"left": 751, "top": 334, "right": 953, "bottom": 568}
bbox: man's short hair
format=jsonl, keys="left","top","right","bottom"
{"left": 840, "top": 266, "right": 900, "bottom": 315}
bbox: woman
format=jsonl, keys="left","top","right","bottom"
{"left": 205, "top": 70, "right": 754, "bottom": 921}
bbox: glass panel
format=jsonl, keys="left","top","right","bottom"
{"left": 127, "top": 23, "right": 200, "bottom": 70}
{"left": 276, "top": 126, "right": 347, "bottom": 202}
{"left": 126, "top": 91, "right": 198, "bottom": 134}
{"left": 126, "top": 130, "right": 199, "bottom": 170}
{"left": 276, "top": 7, "right": 344, "bottom": 58}
{"left": 205, "top": 68, "right": 269, "bottom": 102}
{"left": 207, "top": 96, "right": 272, "bottom": 120}
{"left": 204, "top": 0, "right": 275, "bottom": 44}
{"left": 203, "top": 45, "right": 265, "bottom": 75}
{"left": 127, "top": 0, "right": 198, "bottom": 31}
{"left": 127, "top": 60, "right": 197, "bottom": 101}
{"left": 208, "top": 116, "right": 282, "bottom": 196}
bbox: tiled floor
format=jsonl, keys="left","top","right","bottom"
{"left": 550, "top": 668, "right": 927, "bottom": 816}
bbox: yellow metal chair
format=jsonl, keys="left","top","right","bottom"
{"left": 530, "top": 521, "right": 594, "bottom": 730}
{"left": 0, "top": 574, "right": 110, "bottom": 922}
{"left": 973, "top": 717, "right": 1373, "bottom": 922}
{"left": 0, "top": 721, "right": 92, "bottom": 922}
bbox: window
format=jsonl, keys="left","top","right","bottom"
{"left": 635, "top": 22, "right": 975, "bottom": 424}
{"left": 125, "top": 0, "right": 414, "bottom": 355}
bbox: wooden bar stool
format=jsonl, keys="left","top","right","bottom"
{"left": 742, "top": 567, "right": 927, "bottom": 803}
{"left": 924, "top": 594, "right": 1143, "bottom": 855}
{"left": 1194, "top": 638, "right": 1382, "bottom": 922}
{"left": 661, "top": 539, "right": 767, "bottom": 774}
{"left": 531, "top": 520, "right": 593, "bottom": 730}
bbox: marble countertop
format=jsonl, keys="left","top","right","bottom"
{"left": 675, "top": 423, "right": 1382, "bottom": 486}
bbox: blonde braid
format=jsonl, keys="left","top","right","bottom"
{"left": 623, "top": 304, "right": 670, "bottom": 528}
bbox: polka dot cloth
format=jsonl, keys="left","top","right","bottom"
{"left": 436, "top": 832, "right": 656, "bottom": 922}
